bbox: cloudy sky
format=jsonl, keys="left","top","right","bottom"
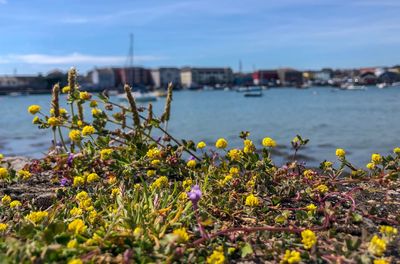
{"left": 0, "top": 0, "right": 399, "bottom": 74}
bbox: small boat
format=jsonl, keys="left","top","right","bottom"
{"left": 340, "top": 83, "right": 366, "bottom": 91}
{"left": 244, "top": 90, "right": 263, "bottom": 97}
{"left": 118, "top": 92, "right": 157, "bottom": 103}
{"left": 377, "top": 83, "right": 388, "bottom": 89}
{"left": 154, "top": 90, "right": 167, "bottom": 97}
{"left": 392, "top": 82, "right": 400, "bottom": 88}
{"left": 236, "top": 86, "right": 262, "bottom": 93}
{"left": 8, "top": 92, "right": 23, "bottom": 96}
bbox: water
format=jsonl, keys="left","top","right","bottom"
{"left": 0, "top": 87, "right": 399, "bottom": 167}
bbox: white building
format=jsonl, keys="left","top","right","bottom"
{"left": 151, "top": 68, "right": 181, "bottom": 89}
{"left": 88, "top": 68, "right": 115, "bottom": 89}
{"left": 180, "top": 67, "right": 233, "bottom": 88}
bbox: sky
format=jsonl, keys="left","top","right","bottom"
{"left": 0, "top": 0, "right": 400, "bottom": 75}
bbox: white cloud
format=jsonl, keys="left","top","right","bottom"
{"left": 0, "top": 53, "right": 165, "bottom": 65}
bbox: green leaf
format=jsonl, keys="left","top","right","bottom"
{"left": 241, "top": 243, "right": 253, "bottom": 258}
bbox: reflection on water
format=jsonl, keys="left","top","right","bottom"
{"left": 0, "top": 87, "right": 399, "bottom": 166}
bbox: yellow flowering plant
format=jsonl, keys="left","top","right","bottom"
{"left": 1, "top": 68, "right": 399, "bottom": 263}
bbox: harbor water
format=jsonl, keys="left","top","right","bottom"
{"left": 0, "top": 87, "right": 399, "bottom": 167}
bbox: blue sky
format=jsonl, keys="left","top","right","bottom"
{"left": 0, "top": 0, "right": 399, "bottom": 74}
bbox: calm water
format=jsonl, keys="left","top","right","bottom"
{"left": 0, "top": 87, "right": 399, "bottom": 167}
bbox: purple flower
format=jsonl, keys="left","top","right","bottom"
{"left": 60, "top": 177, "right": 70, "bottom": 187}
{"left": 67, "top": 153, "right": 75, "bottom": 167}
{"left": 189, "top": 155, "right": 195, "bottom": 161}
{"left": 187, "top": 185, "right": 202, "bottom": 207}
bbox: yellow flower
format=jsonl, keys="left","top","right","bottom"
{"left": 0, "top": 167, "right": 8, "bottom": 179}
{"left": 150, "top": 176, "right": 169, "bottom": 190}
{"left": 62, "top": 86, "right": 70, "bottom": 93}
{"left": 315, "top": 184, "right": 329, "bottom": 194}
{"left": 227, "top": 149, "right": 242, "bottom": 161}
{"left": 222, "top": 174, "right": 233, "bottom": 185}
{"left": 67, "top": 239, "right": 78, "bottom": 249}
{"left": 0, "top": 223, "right": 8, "bottom": 232}
{"left": 76, "top": 191, "right": 89, "bottom": 201}
{"left": 0, "top": 153, "right": 3, "bottom": 160}
{"left": 25, "top": 211, "right": 48, "bottom": 224}
{"left": 262, "top": 137, "right": 277, "bottom": 147}
{"left": 243, "top": 139, "right": 255, "bottom": 153}
{"left": 73, "top": 176, "right": 85, "bottom": 187}
{"left": 229, "top": 167, "right": 239, "bottom": 175}
{"left": 87, "top": 173, "right": 100, "bottom": 183}
{"left": 182, "top": 178, "right": 193, "bottom": 190}
{"left": 368, "top": 235, "right": 386, "bottom": 257}
{"left": 89, "top": 100, "right": 98, "bottom": 107}
{"left": 100, "top": 148, "right": 113, "bottom": 160}
{"left": 280, "top": 250, "right": 301, "bottom": 264}
{"left": 68, "top": 259, "right": 83, "bottom": 264}
{"left": 28, "top": 105, "right": 41, "bottom": 114}
{"left": 91, "top": 108, "right": 102, "bottom": 116}
{"left": 133, "top": 227, "right": 143, "bottom": 237}
{"left": 323, "top": 161, "right": 333, "bottom": 168}
{"left": 32, "top": 116, "right": 40, "bottom": 124}
{"left": 147, "top": 170, "right": 156, "bottom": 177}
{"left": 1, "top": 195, "right": 11, "bottom": 204}
{"left": 366, "top": 162, "right": 375, "bottom": 170}
{"left": 197, "top": 141, "right": 206, "bottom": 149}
{"left": 379, "top": 225, "right": 398, "bottom": 237}
{"left": 151, "top": 159, "right": 160, "bottom": 166}
{"left": 245, "top": 194, "right": 259, "bottom": 207}
{"left": 111, "top": 188, "right": 120, "bottom": 197}
{"left": 17, "top": 169, "right": 31, "bottom": 180}
{"left": 374, "top": 259, "right": 389, "bottom": 264}
{"left": 206, "top": 249, "right": 225, "bottom": 264}
{"left": 77, "top": 120, "right": 84, "bottom": 128}
{"left": 146, "top": 147, "right": 161, "bottom": 159}
{"left": 88, "top": 210, "right": 98, "bottom": 224}
{"left": 371, "top": 153, "right": 382, "bottom": 164}
{"left": 60, "top": 108, "right": 68, "bottom": 115}
{"left": 336, "top": 148, "right": 346, "bottom": 158}
{"left": 301, "top": 229, "right": 317, "bottom": 249}
{"left": 303, "top": 169, "right": 314, "bottom": 180}
{"left": 69, "top": 130, "right": 82, "bottom": 142}
{"left": 187, "top": 159, "right": 196, "bottom": 168}
{"left": 82, "top": 125, "right": 95, "bottom": 136}
{"left": 394, "top": 147, "right": 400, "bottom": 154}
{"left": 173, "top": 227, "right": 190, "bottom": 243}
{"left": 215, "top": 138, "right": 228, "bottom": 149}
{"left": 68, "top": 219, "right": 87, "bottom": 235}
{"left": 305, "top": 204, "right": 317, "bottom": 214}
{"left": 47, "top": 117, "right": 61, "bottom": 126}
{"left": 9, "top": 200, "right": 22, "bottom": 208}
{"left": 70, "top": 207, "right": 83, "bottom": 216}
{"left": 179, "top": 192, "right": 188, "bottom": 200}
{"left": 79, "top": 91, "right": 91, "bottom": 100}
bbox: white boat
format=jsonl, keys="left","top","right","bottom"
{"left": 8, "top": 92, "right": 23, "bottom": 96}
{"left": 377, "top": 83, "right": 388, "bottom": 89}
{"left": 118, "top": 92, "right": 157, "bottom": 103}
{"left": 236, "top": 86, "right": 262, "bottom": 92}
{"left": 340, "top": 83, "right": 366, "bottom": 91}
{"left": 392, "top": 82, "right": 400, "bottom": 88}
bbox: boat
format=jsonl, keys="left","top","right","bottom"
{"left": 118, "top": 92, "right": 157, "bottom": 103}
{"left": 340, "top": 83, "right": 366, "bottom": 91}
{"left": 154, "top": 90, "right": 167, "bottom": 97}
{"left": 244, "top": 90, "right": 262, "bottom": 97}
{"left": 236, "top": 86, "right": 262, "bottom": 93}
{"left": 392, "top": 82, "right": 400, "bottom": 88}
{"left": 8, "top": 92, "right": 23, "bottom": 96}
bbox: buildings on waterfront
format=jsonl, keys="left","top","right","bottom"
{"left": 1, "top": 64, "right": 400, "bottom": 94}
{"left": 180, "top": 67, "right": 233, "bottom": 88}
{"left": 151, "top": 67, "right": 181, "bottom": 89}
